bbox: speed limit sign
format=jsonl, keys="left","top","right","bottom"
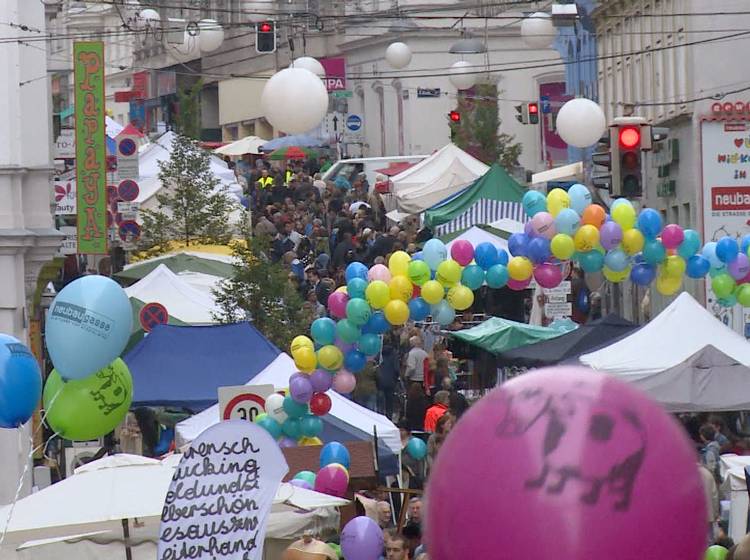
{"left": 218, "top": 384, "right": 275, "bottom": 422}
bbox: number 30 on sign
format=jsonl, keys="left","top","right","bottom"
{"left": 218, "top": 384, "right": 275, "bottom": 422}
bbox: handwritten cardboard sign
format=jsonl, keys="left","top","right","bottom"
{"left": 158, "top": 420, "right": 289, "bottom": 560}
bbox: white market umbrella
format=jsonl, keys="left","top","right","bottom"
{"left": 214, "top": 136, "right": 266, "bottom": 156}
{"left": 0, "top": 454, "right": 347, "bottom": 547}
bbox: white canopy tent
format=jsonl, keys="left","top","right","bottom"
{"left": 214, "top": 136, "right": 265, "bottom": 156}
{"left": 124, "top": 264, "right": 222, "bottom": 324}
{"left": 0, "top": 454, "right": 346, "bottom": 558}
{"left": 176, "top": 353, "right": 401, "bottom": 457}
{"left": 720, "top": 455, "right": 750, "bottom": 541}
{"left": 444, "top": 226, "right": 509, "bottom": 253}
{"left": 390, "top": 144, "right": 489, "bottom": 214}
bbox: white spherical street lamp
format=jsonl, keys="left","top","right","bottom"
{"left": 289, "top": 57, "right": 326, "bottom": 78}
{"left": 261, "top": 68, "right": 329, "bottom": 134}
{"left": 521, "top": 12, "right": 556, "bottom": 49}
{"left": 385, "top": 42, "right": 412, "bottom": 69}
{"left": 198, "top": 19, "right": 224, "bottom": 53}
{"left": 556, "top": 98, "right": 607, "bottom": 148}
{"left": 449, "top": 61, "right": 478, "bottom": 90}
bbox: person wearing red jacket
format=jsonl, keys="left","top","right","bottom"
{"left": 423, "top": 391, "right": 450, "bottom": 432}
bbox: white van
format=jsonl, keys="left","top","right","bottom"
{"left": 321, "top": 155, "right": 428, "bottom": 192}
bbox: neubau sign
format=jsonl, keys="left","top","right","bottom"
{"left": 50, "top": 301, "right": 113, "bottom": 339}
{"left": 712, "top": 187, "right": 750, "bottom": 211}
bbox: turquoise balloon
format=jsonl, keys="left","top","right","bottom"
{"left": 604, "top": 248, "right": 630, "bottom": 272}
{"left": 283, "top": 396, "right": 309, "bottom": 419}
{"left": 256, "top": 416, "right": 282, "bottom": 439}
{"left": 357, "top": 333, "right": 382, "bottom": 356}
{"left": 345, "top": 298, "right": 372, "bottom": 327}
{"left": 311, "top": 317, "right": 337, "bottom": 345}
{"left": 522, "top": 190, "right": 547, "bottom": 217}
{"left": 294, "top": 470, "right": 317, "bottom": 485}
{"left": 485, "top": 264, "right": 509, "bottom": 288}
{"left": 709, "top": 266, "right": 728, "bottom": 278}
{"left": 642, "top": 239, "right": 666, "bottom": 265}
{"left": 718, "top": 294, "right": 738, "bottom": 308}
{"left": 282, "top": 417, "right": 303, "bottom": 439}
{"left": 461, "top": 264, "right": 486, "bottom": 290}
{"left": 301, "top": 414, "right": 323, "bottom": 437}
{"left": 432, "top": 300, "right": 456, "bottom": 325}
{"left": 579, "top": 250, "right": 605, "bottom": 272}
{"left": 677, "top": 229, "right": 701, "bottom": 260}
{"left": 554, "top": 208, "right": 581, "bottom": 236}
{"left": 567, "top": 183, "right": 592, "bottom": 214}
{"left": 45, "top": 276, "right": 133, "bottom": 380}
{"left": 346, "top": 277, "right": 368, "bottom": 299}
{"left": 406, "top": 437, "right": 428, "bottom": 460}
{"left": 336, "top": 319, "right": 362, "bottom": 343}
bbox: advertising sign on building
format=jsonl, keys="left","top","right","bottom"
{"left": 59, "top": 226, "right": 78, "bottom": 255}
{"left": 54, "top": 179, "right": 77, "bottom": 215}
{"left": 701, "top": 119, "right": 750, "bottom": 335}
{"left": 54, "top": 129, "right": 76, "bottom": 159}
{"left": 320, "top": 57, "right": 346, "bottom": 92}
{"left": 74, "top": 41, "right": 108, "bottom": 254}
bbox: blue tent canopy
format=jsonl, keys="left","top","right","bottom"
{"left": 125, "top": 322, "right": 281, "bottom": 412}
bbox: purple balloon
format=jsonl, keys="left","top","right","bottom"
{"left": 289, "top": 373, "right": 314, "bottom": 404}
{"left": 599, "top": 221, "right": 623, "bottom": 251}
{"left": 289, "top": 478, "right": 313, "bottom": 490}
{"left": 335, "top": 338, "right": 355, "bottom": 354}
{"left": 279, "top": 437, "right": 298, "bottom": 448}
{"left": 524, "top": 221, "right": 536, "bottom": 237}
{"left": 310, "top": 369, "right": 334, "bottom": 392}
{"left": 341, "top": 516, "right": 384, "bottom": 560}
{"left": 729, "top": 253, "right": 750, "bottom": 280}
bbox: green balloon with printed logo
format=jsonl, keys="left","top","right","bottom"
{"left": 43, "top": 358, "right": 133, "bottom": 441}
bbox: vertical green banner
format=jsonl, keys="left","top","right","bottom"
{"left": 74, "top": 41, "right": 108, "bottom": 254}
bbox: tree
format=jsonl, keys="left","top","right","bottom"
{"left": 213, "top": 235, "right": 313, "bottom": 352}
{"left": 173, "top": 79, "right": 203, "bottom": 139}
{"left": 138, "top": 134, "right": 233, "bottom": 256}
{"left": 450, "top": 82, "right": 522, "bottom": 169}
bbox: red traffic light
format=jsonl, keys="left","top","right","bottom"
{"left": 449, "top": 110, "right": 461, "bottom": 123}
{"left": 528, "top": 102, "right": 539, "bottom": 114}
{"left": 258, "top": 21, "right": 273, "bottom": 33}
{"left": 619, "top": 126, "right": 641, "bottom": 149}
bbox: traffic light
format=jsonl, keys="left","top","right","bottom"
{"left": 448, "top": 110, "right": 461, "bottom": 123}
{"left": 527, "top": 102, "right": 539, "bottom": 124}
{"left": 591, "top": 129, "right": 619, "bottom": 192}
{"left": 256, "top": 21, "right": 276, "bottom": 53}
{"left": 616, "top": 125, "right": 643, "bottom": 197}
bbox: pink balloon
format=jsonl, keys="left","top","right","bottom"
{"left": 425, "top": 367, "right": 705, "bottom": 560}
{"left": 599, "top": 221, "right": 623, "bottom": 251}
{"left": 450, "top": 240, "right": 475, "bottom": 266}
{"left": 729, "top": 253, "right": 750, "bottom": 280}
{"left": 533, "top": 263, "right": 563, "bottom": 289}
{"left": 367, "top": 264, "right": 391, "bottom": 283}
{"left": 530, "top": 211, "right": 556, "bottom": 239}
{"left": 660, "top": 224, "right": 684, "bottom": 250}
{"left": 314, "top": 463, "right": 349, "bottom": 497}
{"left": 328, "top": 291, "right": 349, "bottom": 318}
{"left": 506, "top": 277, "right": 532, "bottom": 291}
{"left": 333, "top": 370, "right": 357, "bottom": 394}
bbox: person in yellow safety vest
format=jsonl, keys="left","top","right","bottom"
{"left": 284, "top": 167, "right": 294, "bottom": 186}
{"left": 257, "top": 169, "right": 274, "bottom": 189}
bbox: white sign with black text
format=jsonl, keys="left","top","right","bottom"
{"left": 219, "top": 385, "right": 275, "bottom": 423}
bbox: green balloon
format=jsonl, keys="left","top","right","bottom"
{"left": 345, "top": 298, "right": 372, "bottom": 327}
{"left": 712, "top": 273, "right": 736, "bottom": 299}
{"left": 293, "top": 470, "right": 317, "bottom": 485}
{"left": 327, "top": 543, "right": 342, "bottom": 559}
{"left": 336, "top": 319, "right": 361, "bottom": 343}
{"left": 738, "top": 284, "right": 750, "bottom": 307}
{"left": 705, "top": 545, "right": 728, "bottom": 560}
{"left": 408, "top": 260, "right": 431, "bottom": 286}
{"left": 44, "top": 358, "right": 132, "bottom": 441}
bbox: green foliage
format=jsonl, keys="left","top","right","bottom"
{"left": 213, "top": 236, "right": 313, "bottom": 352}
{"left": 138, "top": 134, "right": 233, "bottom": 257}
{"left": 449, "top": 82, "right": 522, "bottom": 169}
{"left": 174, "top": 79, "right": 203, "bottom": 139}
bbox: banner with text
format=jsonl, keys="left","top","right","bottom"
{"left": 74, "top": 41, "right": 108, "bottom": 254}
{"left": 158, "top": 420, "right": 288, "bottom": 560}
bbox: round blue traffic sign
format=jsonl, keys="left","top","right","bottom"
{"left": 118, "top": 138, "right": 137, "bottom": 157}
{"left": 118, "top": 179, "right": 140, "bottom": 202}
{"left": 139, "top": 302, "right": 168, "bottom": 332}
{"left": 346, "top": 115, "right": 362, "bottom": 131}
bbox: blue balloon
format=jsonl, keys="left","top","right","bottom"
{"left": 461, "top": 264, "right": 485, "bottom": 290}
{"left": 579, "top": 250, "right": 605, "bottom": 272}
{"left": 256, "top": 416, "right": 282, "bottom": 439}
{"left": 406, "top": 437, "right": 428, "bottom": 460}
{"left": 742, "top": 234, "right": 750, "bottom": 255}
{"left": 508, "top": 233, "right": 530, "bottom": 257}
{"left": 358, "top": 333, "right": 382, "bottom": 356}
{"left": 474, "top": 242, "right": 499, "bottom": 270}
{"left": 716, "top": 236, "right": 740, "bottom": 263}
{"left": 423, "top": 238, "right": 448, "bottom": 270}
{"left": 320, "top": 442, "right": 351, "bottom": 469}
{"left": 642, "top": 239, "right": 666, "bottom": 265}
{"left": 637, "top": 208, "right": 663, "bottom": 239}
{"left": 311, "top": 317, "right": 337, "bottom": 345}
{"left": 630, "top": 263, "right": 656, "bottom": 286}
{"left": 45, "top": 276, "right": 132, "bottom": 380}
{"left": 702, "top": 242, "right": 723, "bottom": 269}
{"left": 604, "top": 248, "right": 629, "bottom": 272}
{"left": 576, "top": 288, "right": 590, "bottom": 314}
{"left": 408, "top": 297, "right": 430, "bottom": 322}
{"left": 300, "top": 414, "right": 323, "bottom": 438}
{"left": 554, "top": 208, "right": 581, "bottom": 236}
{"left": 283, "top": 395, "right": 309, "bottom": 419}
{"left": 686, "top": 255, "right": 711, "bottom": 278}
{"left": 567, "top": 183, "right": 592, "bottom": 214}
{"left": 345, "top": 262, "right": 368, "bottom": 282}
{"left": 522, "top": 190, "right": 547, "bottom": 217}
{"left": 346, "top": 277, "right": 368, "bottom": 299}
{"left": 0, "top": 334, "right": 42, "bottom": 428}
{"left": 361, "top": 312, "right": 389, "bottom": 335}
{"left": 527, "top": 237, "right": 551, "bottom": 264}
{"left": 431, "top": 300, "right": 456, "bottom": 325}
{"left": 485, "top": 264, "right": 509, "bottom": 288}
{"left": 344, "top": 349, "right": 367, "bottom": 372}
{"left": 282, "top": 417, "right": 303, "bottom": 439}
{"left": 677, "top": 229, "right": 702, "bottom": 260}
{"left": 497, "top": 248, "right": 509, "bottom": 266}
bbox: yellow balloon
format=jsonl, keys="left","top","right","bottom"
{"left": 335, "top": 286, "right": 348, "bottom": 293}
{"left": 663, "top": 255, "right": 686, "bottom": 278}
{"left": 298, "top": 437, "right": 323, "bottom": 446}
{"left": 574, "top": 224, "right": 600, "bottom": 252}
{"left": 388, "top": 251, "right": 412, "bottom": 277}
{"left": 290, "top": 335, "right": 314, "bottom": 357}
{"left": 550, "top": 234, "right": 575, "bottom": 260}
{"left": 508, "top": 257, "right": 533, "bottom": 281}
{"left": 447, "top": 285, "right": 474, "bottom": 311}
{"left": 547, "top": 188, "right": 571, "bottom": 217}
{"left": 656, "top": 274, "right": 682, "bottom": 296}
{"left": 603, "top": 265, "right": 631, "bottom": 283}
{"left": 317, "top": 345, "right": 343, "bottom": 371}
{"left": 612, "top": 203, "right": 637, "bottom": 231}
{"left": 622, "top": 229, "right": 645, "bottom": 255}
{"left": 365, "top": 280, "right": 390, "bottom": 309}
{"left": 384, "top": 299, "right": 410, "bottom": 325}
{"left": 436, "top": 259, "right": 462, "bottom": 288}
{"left": 293, "top": 346, "right": 317, "bottom": 373}
{"left": 389, "top": 275, "right": 414, "bottom": 302}
{"left": 421, "top": 280, "right": 445, "bottom": 304}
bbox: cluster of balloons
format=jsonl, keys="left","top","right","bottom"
{"left": 0, "top": 276, "right": 134, "bottom": 439}
{"left": 289, "top": 441, "right": 352, "bottom": 498}
{"left": 520, "top": 185, "right": 749, "bottom": 299}
{"left": 254, "top": 391, "right": 328, "bottom": 447}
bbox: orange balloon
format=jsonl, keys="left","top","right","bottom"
{"left": 581, "top": 204, "right": 607, "bottom": 228}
